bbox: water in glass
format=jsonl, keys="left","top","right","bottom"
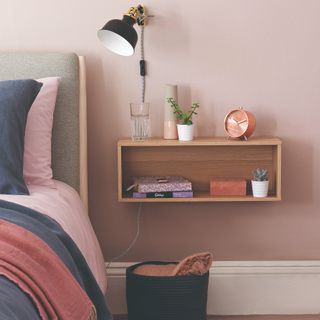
{"left": 130, "top": 103, "right": 150, "bottom": 141}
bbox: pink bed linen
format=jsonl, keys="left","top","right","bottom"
{"left": 0, "top": 180, "right": 106, "bottom": 294}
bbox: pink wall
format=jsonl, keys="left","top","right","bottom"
{"left": 1, "top": 0, "right": 320, "bottom": 261}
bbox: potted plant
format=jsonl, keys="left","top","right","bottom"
{"left": 251, "top": 168, "right": 269, "bottom": 197}
{"left": 167, "top": 97, "right": 199, "bottom": 141}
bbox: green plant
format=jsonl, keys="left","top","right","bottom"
{"left": 252, "top": 168, "right": 268, "bottom": 181}
{"left": 167, "top": 97, "right": 199, "bottom": 125}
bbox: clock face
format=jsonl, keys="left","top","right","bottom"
{"left": 224, "top": 108, "right": 256, "bottom": 139}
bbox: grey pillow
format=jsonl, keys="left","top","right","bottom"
{"left": 0, "top": 79, "right": 43, "bottom": 195}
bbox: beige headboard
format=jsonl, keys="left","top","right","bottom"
{"left": 0, "top": 52, "right": 88, "bottom": 208}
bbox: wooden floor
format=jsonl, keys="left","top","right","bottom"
{"left": 114, "top": 316, "right": 320, "bottom": 320}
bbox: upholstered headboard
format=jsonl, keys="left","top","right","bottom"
{"left": 0, "top": 52, "right": 88, "bottom": 207}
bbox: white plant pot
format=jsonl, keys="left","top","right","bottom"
{"left": 177, "top": 124, "right": 194, "bottom": 141}
{"left": 251, "top": 180, "right": 269, "bottom": 197}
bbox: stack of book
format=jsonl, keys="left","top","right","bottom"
{"left": 130, "top": 176, "right": 193, "bottom": 199}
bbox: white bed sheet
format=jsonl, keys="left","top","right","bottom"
{"left": 0, "top": 180, "right": 106, "bottom": 293}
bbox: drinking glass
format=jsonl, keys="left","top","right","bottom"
{"left": 130, "top": 102, "right": 150, "bottom": 141}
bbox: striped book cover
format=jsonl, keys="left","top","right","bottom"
{"left": 133, "top": 191, "right": 193, "bottom": 198}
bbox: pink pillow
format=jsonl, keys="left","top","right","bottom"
{"left": 23, "top": 77, "right": 60, "bottom": 187}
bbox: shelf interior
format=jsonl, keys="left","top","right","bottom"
{"left": 119, "top": 143, "right": 281, "bottom": 202}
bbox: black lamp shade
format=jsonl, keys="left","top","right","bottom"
{"left": 97, "top": 16, "right": 138, "bottom": 56}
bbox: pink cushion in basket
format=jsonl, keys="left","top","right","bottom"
{"left": 133, "top": 252, "right": 213, "bottom": 276}
{"left": 23, "top": 77, "right": 60, "bottom": 188}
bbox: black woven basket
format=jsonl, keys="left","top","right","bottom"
{"left": 126, "top": 261, "right": 209, "bottom": 320}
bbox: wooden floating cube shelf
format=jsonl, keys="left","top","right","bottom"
{"left": 117, "top": 137, "right": 282, "bottom": 202}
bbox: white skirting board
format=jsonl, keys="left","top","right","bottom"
{"left": 105, "top": 261, "right": 320, "bottom": 315}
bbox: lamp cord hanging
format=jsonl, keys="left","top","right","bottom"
{"left": 140, "top": 24, "right": 146, "bottom": 103}
{"left": 106, "top": 203, "right": 142, "bottom": 269}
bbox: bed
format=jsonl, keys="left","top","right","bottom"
{"left": 0, "top": 53, "right": 112, "bottom": 320}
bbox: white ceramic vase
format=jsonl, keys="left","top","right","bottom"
{"left": 251, "top": 180, "right": 269, "bottom": 197}
{"left": 177, "top": 124, "right": 194, "bottom": 141}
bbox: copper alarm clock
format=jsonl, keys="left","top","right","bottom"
{"left": 224, "top": 107, "right": 256, "bottom": 139}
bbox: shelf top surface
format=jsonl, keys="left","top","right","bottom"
{"left": 118, "top": 136, "right": 282, "bottom": 147}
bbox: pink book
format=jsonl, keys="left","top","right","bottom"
{"left": 132, "top": 176, "right": 192, "bottom": 193}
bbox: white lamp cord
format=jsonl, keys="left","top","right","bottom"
{"left": 106, "top": 203, "right": 142, "bottom": 269}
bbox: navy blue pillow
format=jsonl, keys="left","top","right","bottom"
{"left": 0, "top": 79, "right": 43, "bottom": 195}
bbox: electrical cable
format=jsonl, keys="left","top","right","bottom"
{"left": 106, "top": 203, "right": 142, "bottom": 269}
{"left": 140, "top": 24, "right": 146, "bottom": 103}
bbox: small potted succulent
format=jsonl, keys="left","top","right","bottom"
{"left": 251, "top": 168, "right": 269, "bottom": 197}
{"left": 167, "top": 97, "right": 199, "bottom": 141}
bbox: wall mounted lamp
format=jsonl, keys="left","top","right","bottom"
{"left": 98, "top": 5, "right": 147, "bottom": 56}
{"left": 98, "top": 5, "right": 151, "bottom": 103}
